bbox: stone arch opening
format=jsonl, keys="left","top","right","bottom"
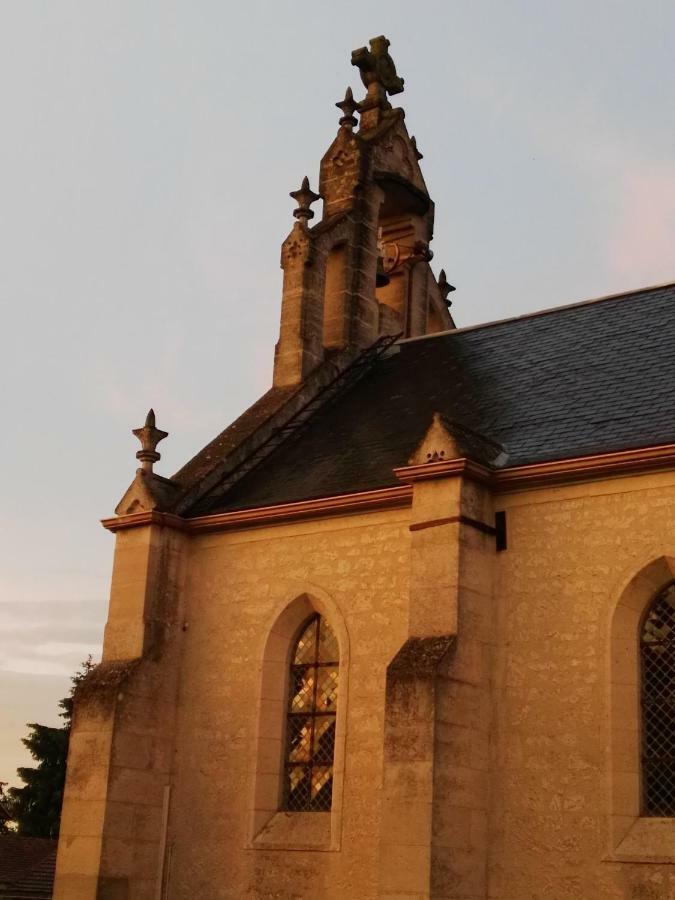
{"left": 609, "top": 556, "right": 675, "bottom": 860}
{"left": 248, "top": 591, "right": 349, "bottom": 851}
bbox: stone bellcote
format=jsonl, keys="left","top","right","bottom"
{"left": 273, "top": 35, "right": 455, "bottom": 388}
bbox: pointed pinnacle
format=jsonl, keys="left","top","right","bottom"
{"left": 438, "top": 269, "right": 456, "bottom": 306}
{"left": 336, "top": 86, "right": 358, "bottom": 129}
{"left": 132, "top": 409, "right": 168, "bottom": 474}
{"left": 290, "top": 176, "right": 320, "bottom": 222}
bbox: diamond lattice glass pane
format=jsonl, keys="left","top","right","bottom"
{"left": 290, "top": 666, "right": 316, "bottom": 712}
{"left": 282, "top": 614, "right": 340, "bottom": 812}
{"left": 310, "top": 766, "right": 333, "bottom": 810}
{"left": 312, "top": 717, "right": 336, "bottom": 764}
{"left": 315, "top": 667, "right": 339, "bottom": 712}
{"left": 643, "top": 585, "right": 675, "bottom": 643}
{"left": 641, "top": 583, "right": 675, "bottom": 816}
{"left": 285, "top": 765, "right": 311, "bottom": 811}
{"left": 294, "top": 618, "right": 318, "bottom": 664}
{"left": 318, "top": 619, "right": 339, "bottom": 663}
{"left": 287, "top": 716, "right": 313, "bottom": 762}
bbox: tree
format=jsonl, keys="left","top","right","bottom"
{"left": 7, "top": 657, "right": 94, "bottom": 838}
{"left": 0, "top": 782, "right": 13, "bottom": 833}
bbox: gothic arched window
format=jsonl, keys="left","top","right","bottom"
{"left": 283, "top": 614, "right": 339, "bottom": 811}
{"left": 641, "top": 582, "right": 675, "bottom": 816}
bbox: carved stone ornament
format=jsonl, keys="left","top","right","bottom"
{"left": 115, "top": 409, "right": 178, "bottom": 515}
{"left": 282, "top": 225, "right": 312, "bottom": 266}
{"left": 290, "top": 176, "right": 320, "bottom": 222}
{"left": 331, "top": 145, "right": 358, "bottom": 170}
{"left": 351, "top": 35, "right": 404, "bottom": 100}
{"left": 372, "top": 122, "right": 424, "bottom": 189}
{"left": 335, "top": 86, "right": 358, "bottom": 129}
{"left": 408, "top": 412, "right": 508, "bottom": 468}
{"left": 438, "top": 269, "right": 456, "bottom": 306}
{"left": 132, "top": 409, "right": 168, "bottom": 474}
{"left": 409, "top": 412, "right": 462, "bottom": 465}
{"left": 410, "top": 135, "right": 423, "bottom": 160}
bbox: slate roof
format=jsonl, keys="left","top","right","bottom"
{"left": 0, "top": 835, "right": 56, "bottom": 900}
{"left": 189, "top": 282, "right": 675, "bottom": 516}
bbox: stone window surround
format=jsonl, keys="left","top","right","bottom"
{"left": 608, "top": 555, "right": 675, "bottom": 863}
{"left": 247, "top": 589, "right": 349, "bottom": 852}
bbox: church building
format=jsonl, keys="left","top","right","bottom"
{"left": 54, "top": 36, "right": 675, "bottom": 899}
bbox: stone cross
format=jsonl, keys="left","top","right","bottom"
{"left": 351, "top": 35, "right": 404, "bottom": 109}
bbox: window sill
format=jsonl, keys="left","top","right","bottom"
{"left": 249, "top": 810, "right": 337, "bottom": 852}
{"left": 606, "top": 816, "right": 675, "bottom": 863}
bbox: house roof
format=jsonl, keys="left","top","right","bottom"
{"left": 187, "top": 282, "right": 675, "bottom": 516}
{"left": 0, "top": 835, "right": 56, "bottom": 900}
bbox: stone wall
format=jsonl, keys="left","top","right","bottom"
{"left": 165, "top": 470, "right": 675, "bottom": 899}
{"left": 55, "top": 468, "right": 675, "bottom": 899}
{"left": 166, "top": 508, "right": 412, "bottom": 899}
{"left": 489, "top": 470, "right": 675, "bottom": 899}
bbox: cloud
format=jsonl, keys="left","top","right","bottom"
{"left": 0, "top": 594, "right": 105, "bottom": 677}
{"left": 34, "top": 641, "right": 97, "bottom": 658}
{"left": 1, "top": 657, "right": 89, "bottom": 677}
{"left": 0, "top": 639, "right": 102, "bottom": 677}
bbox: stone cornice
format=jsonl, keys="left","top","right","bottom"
{"left": 101, "top": 510, "right": 187, "bottom": 533}
{"left": 393, "top": 458, "right": 492, "bottom": 484}
{"left": 102, "top": 442, "right": 675, "bottom": 534}
{"left": 493, "top": 442, "right": 675, "bottom": 492}
{"left": 102, "top": 485, "right": 412, "bottom": 534}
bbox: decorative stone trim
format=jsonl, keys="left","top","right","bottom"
{"left": 102, "top": 442, "right": 675, "bottom": 535}
{"left": 101, "top": 510, "right": 186, "bottom": 532}
{"left": 394, "top": 457, "right": 492, "bottom": 485}
{"left": 102, "top": 486, "right": 412, "bottom": 533}
{"left": 494, "top": 442, "right": 675, "bottom": 492}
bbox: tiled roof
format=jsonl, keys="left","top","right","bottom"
{"left": 188, "top": 282, "right": 675, "bottom": 515}
{"left": 0, "top": 835, "right": 56, "bottom": 900}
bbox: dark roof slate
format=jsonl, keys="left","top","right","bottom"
{"left": 0, "top": 835, "right": 56, "bottom": 900}
{"left": 190, "top": 283, "right": 675, "bottom": 515}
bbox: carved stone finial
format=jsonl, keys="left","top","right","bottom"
{"left": 351, "top": 35, "right": 404, "bottom": 104}
{"left": 407, "top": 412, "right": 508, "bottom": 468}
{"left": 410, "top": 135, "right": 423, "bottom": 160}
{"left": 132, "top": 408, "right": 168, "bottom": 474}
{"left": 290, "top": 176, "right": 320, "bottom": 222}
{"left": 336, "top": 86, "right": 358, "bottom": 129}
{"left": 438, "top": 269, "right": 456, "bottom": 307}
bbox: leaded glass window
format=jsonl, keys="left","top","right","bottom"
{"left": 283, "top": 614, "right": 339, "bottom": 811}
{"left": 641, "top": 582, "right": 675, "bottom": 816}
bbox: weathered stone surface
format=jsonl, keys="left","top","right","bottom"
{"left": 53, "top": 34, "right": 675, "bottom": 900}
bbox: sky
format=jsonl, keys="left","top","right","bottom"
{"left": 1, "top": 0, "right": 674, "bottom": 786}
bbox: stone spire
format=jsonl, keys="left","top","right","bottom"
{"left": 132, "top": 409, "right": 168, "bottom": 474}
{"left": 290, "top": 176, "right": 320, "bottom": 222}
{"left": 273, "top": 35, "right": 454, "bottom": 388}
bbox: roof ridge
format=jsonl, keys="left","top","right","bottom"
{"left": 400, "top": 278, "right": 675, "bottom": 344}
